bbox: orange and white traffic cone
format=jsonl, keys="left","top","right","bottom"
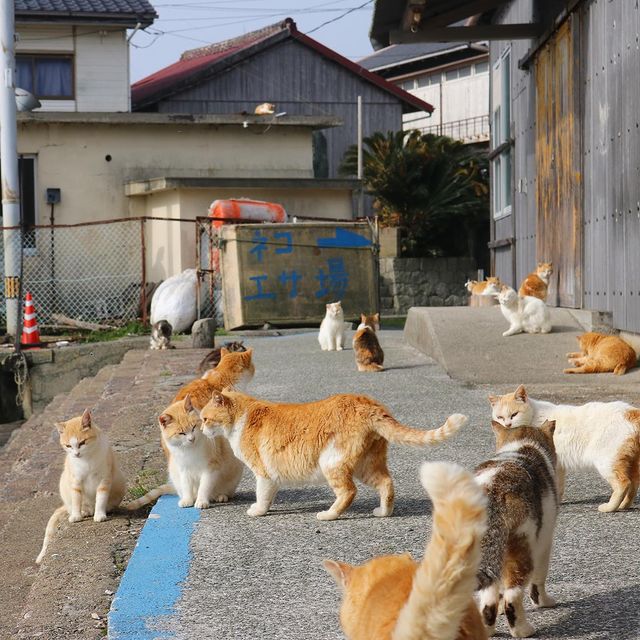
{"left": 20, "top": 292, "right": 43, "bottom": 348}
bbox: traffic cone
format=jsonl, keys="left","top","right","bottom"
{"left": 20, "top": 292, "right": 43, "bottom": 348}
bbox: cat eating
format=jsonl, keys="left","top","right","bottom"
{"left": 564, "top": 331, "right": 637, "bottom": 375}
{"left": 497, "top": 286, "right": 551, "bottom": 336}
{"left": 353, "top": 313, "right": 384, "bottom": 372}
{"left": 318, "top": 301, "right": 346, "bottom": 351}
{"left": 199, "top": 388, "right": 467, "bottom": 520}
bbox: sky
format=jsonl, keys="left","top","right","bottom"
{"left": 129, "top": 0, "right": 377, "bottom": 82}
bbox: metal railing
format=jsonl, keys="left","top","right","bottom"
{"left": 420, "top": 115, "right": 490, "bottom": 143}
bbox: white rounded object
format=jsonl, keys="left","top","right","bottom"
{"left": 150, "top": 268, "right": 198, "bottom": 334}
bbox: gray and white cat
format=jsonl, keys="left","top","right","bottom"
{"left": 475, "top": 420, "right": 558, "bottom": 638}
{"left": 150, "top": 319, "right": 174, "bottom": 350}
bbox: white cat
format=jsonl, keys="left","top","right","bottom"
{"left": 489, "top": 384, "right": 640, "bottom": 512}
{"left": 497, "top": 286, "right": 551, "bottom": 336}
{"left": 318, "top": 301, "right": 346, "bottom": 351}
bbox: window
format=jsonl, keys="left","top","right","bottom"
{"left": 444, "top": 65, "right": 472, "bottom": 82}
{"left": 402, "top": 78, "right": 416, "bottom": 90}
{"left": 474, "top": 61, "right": 489, "bottom": 74}
{"left": 0, "top": 156, "right": 38, "bottom": 250}
{"left": 16, "top": 55, "right": 73, "bottom": 99}
{"left": 491, "top": 49, "right": 512, "bottom": 219}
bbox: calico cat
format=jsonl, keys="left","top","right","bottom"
{"left": 36, "top": 410, "right": 126, "bottom": 564}
{"left": 174, "top": 348, "right": 254, "bottom": 406}
{"left": 475, "top": 420, "right": 558, "bottom": 638}
{"left": 465, "top": 277, "right": 502, "bottom": 296}
{"left": 518, "top": 262, "right": 553, "bottom": 301}
{"left": 564, "top": 331, "right": 637, "bottom": 375}
{"left": 324, "top": 461, "right": 487, "bottom": 640}
{"left": 149, "top": 319, "right": 174, "bottom": 350}
{"left": 199, "top": 388, "right": 467, "bottom": 520}
{"left": 489, "top": 384, "right": 640, "bottom": 512}
{"left": 497, "top": 286, "right": 551, "bottom": 336}
{"left": 353, "top": 313, "right": 384, "bottom": 372}
{"left": 318, "top": 301, "right": 346, "bottom": 351}
{"left": 128, "top": 394, "right": 243, "bottom": 510}
{"left": 197, "top": 340, "right": 247, "bottom": 375}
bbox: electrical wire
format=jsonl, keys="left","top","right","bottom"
{"left": 306, "top": 0, "right": 373, "bottom": 34}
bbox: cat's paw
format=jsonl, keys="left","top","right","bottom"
{"left": 508, "top": 621, "right": 535, "bottom": 638}
{"left": 194, "top": 499, "right": 210, "bottom": 509}
{"left": 178, "top": 498, "right": 194, "bottom": 508}
{"left": 373, "top": 506, "right": 392, "bottom": 517}
{"left": 535, "top": 594, "right": 556, "bottom": 608}
{"left": 68, "top": 514, "right": 83, "bottom": 523}
{"left": 336, "top": 346, "right": 343, "bottom": 351}
{"left": 247, "top": 503, "right": 268, "bottom": 517}
{"left": 316, "top": 510, "right": 339, "bottom": 521}
{"left": 214, "top": 494, "right": 229, "bottom": 503}
{"left": 597, "top": 501, "right": 618, "bottom": 512}
{"left": 93, "top": 513, "right": 107, "bottom": 523}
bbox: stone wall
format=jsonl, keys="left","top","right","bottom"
{"left": 379, "top": 257, "right": 476, "bottom": 315}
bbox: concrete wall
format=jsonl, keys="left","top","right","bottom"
{"left": 379, "top": 256, "right": 476, "bottom": 314}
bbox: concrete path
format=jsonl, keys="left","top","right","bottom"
{"left": 109, "top": 331, "right": 640, "bottom": 640}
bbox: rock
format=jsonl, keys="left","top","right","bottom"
{"left": 191, "top": 318, "right": 217, "bottom": 349}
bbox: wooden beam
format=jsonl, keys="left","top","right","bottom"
{"left": 390, "top": 23, "right": 544, "bottom": 43}
{"left": 427, "top": 0, "right": 508, "bottom": 28}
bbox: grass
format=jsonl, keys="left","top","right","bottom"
{"left": 381, "top": 316, "right": 407, "bottom": 330}
{"left": 83, "top": 320, "right": 149, "bottom": 343}
{"left": 126, "top": 467, "right": 164, "bottom": 501}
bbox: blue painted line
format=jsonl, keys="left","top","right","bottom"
{"left": 109, "top": 495, "right": 200, "bottom": 640}
{"left": 316, "top": 227, "right": 372, "bottom": 249}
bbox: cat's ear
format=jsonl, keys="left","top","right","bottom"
{"left": 541, "top": 419, "right": 556, "bottom": 438}
{"left": 183, "top": 394, "right": 195, "bottom": 415}
{"left": 374, "top": 313, "right": 380, "bottom": 322}
{"left": 210, "top": 391, "right": 226, "bottom": 407}
{"left": 158, "top": 413, "right": 172, "bottom": 429}
{"left": 55, "top": 421, "right": 66, "bottom": 434}
{"left": 81, "top": 409, "right": 92, "bottom": 431}
{"left": 322, "top": 559, "right": 353, "bottom": 590}
{"left": 514, "top": 385, "right": 527, "bottom": 402}
{"left": 220, "top": 347, "right": 229, "bottom": 357}
{"left": 244, "top": 348, "right": 253, "bottom": 358}
{"left": 488, "top": 394, "right": 499, "bottom": 406}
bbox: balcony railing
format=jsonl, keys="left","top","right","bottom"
{"left": 418, "top": 115, "right": 490, "bottom": 143}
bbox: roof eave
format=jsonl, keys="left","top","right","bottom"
{"left": 16, "top": 11, "right": 156, "bottom": 28}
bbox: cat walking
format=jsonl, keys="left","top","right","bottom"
{"left": 353, "top": 313, "right": 384, "bottom": 372}
{"left": 564, "top": 332, "right": 637, "bottom": 375}
{"left": 36, "top": 410, "right": 126, "bottom": 564}
{"left": 497, "top": 286, "right": 551, "bottom": 336}
{"left": 475, "top": 420, "right": 559, "bottom": 638}
{"left": 199, "top": 389, "right": 467, "bottom": 520}
{"left": 324, "top": 461, "right": 487, "bottom": 640}
{"left": 318, "top": 301, "right": 346, "bottom": 351}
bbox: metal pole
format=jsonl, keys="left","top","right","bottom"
{"left": 1, "top": 0, "right": 21, "bottom": 338}
{"left": 357, "top": 95, "right": 364, "bottom": 218}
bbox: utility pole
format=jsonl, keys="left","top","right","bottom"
{"left": 357, "top": 95, "right": 364, "bottom": 218}
{"left": 1, "top": 0, "right": 21, "bottom": 338}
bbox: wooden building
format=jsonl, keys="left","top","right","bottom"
{"left": 370, "top": 0, "right": 640, "bottom": 334}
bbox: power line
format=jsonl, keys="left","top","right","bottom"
{"left": 306, "top": 0, "right": 373, "bottom": 34}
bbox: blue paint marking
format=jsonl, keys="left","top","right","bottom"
{"left": 316, "top": 227, "right": 372, "bottom": 249}
{"left": 108, "top": 495, "right": 199, "bottom": 639}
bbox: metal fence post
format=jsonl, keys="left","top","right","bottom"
{"left": 140, "top": 218, "right": 148, "bottom": 326}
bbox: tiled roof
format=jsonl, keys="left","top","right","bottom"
{"left": 359, "top": 42, "right": 466, "bottom": 70}
{"left": 16, "top": 0, "right": 157, "bottom": 26}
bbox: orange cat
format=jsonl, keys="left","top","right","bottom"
{"left": 353, "top": 313, "right": 384, "bottom": 372}
{"left": 465, "top": 277, "right": 501, "bottom": 296}
{"left": 199, "top": 389, "right": 467, "bottom": 520}
{"left": 564, "top": 332, "right": 637, "bottom": 375}
{"left": 174, "top": 348, "right": 254, "bottom": 406}
{"left": 518, "top": 262, "right": 553, "bottom": 301}
{"left": 323, "top": 462, "right": 487, "bottom": 640}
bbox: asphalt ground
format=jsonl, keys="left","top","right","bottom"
{"left": 109, "top": 330, "right": 640, "bottom": 640}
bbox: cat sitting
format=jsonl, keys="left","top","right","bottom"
{"left": 465, "top": 277, "right": 502, "bottom": 296}
{"left": 318, "top": 301, "right": 346, "bottom": 351}
{"left": 353, "top": 313, "right": 384, "bottom": 372}
{"left": 199, "top": 388, "right": 467, "bottom": 520}
{"left": 323, "top": 461, "right": 487, "bottom": 640}
{"left": 497, "top": 286, "right": 551, "bottom": 336}
{"left": 36, "top": 409, "right": 126, "bottom": 564}
{"left": 518, "top": 262, "right": 553, "bottom": 301}
{"left": 564, "top": 331, "right": 637, "bottom": 375}
{"left": 197, "top": 340, "right": 246, "bottom": 375}
{"left": 149, "top": 319, "right": 174, "bottom": 350}
{"left": 475, "top": 420, "right": 558, "bottom": 638}
{"left": 490, "top": 384, "right": 640, "bottom": 512}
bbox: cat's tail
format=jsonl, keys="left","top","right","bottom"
{"left": 36, "top": 505, "right": 67, "bottom": 564}
{"left": 359, "top": 363, "right": 384, "bottom": 372}
{"left": 392, "top": 462, "right": 487, "bottom": 640}
{"left": 374, "top": 413, "right": 468, "bottom": 447}
{"left": 125, "top": 483, "right": 175, "bottom": 511}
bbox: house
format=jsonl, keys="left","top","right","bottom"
{"left": 359, "top": 41, "right": 490, "bottom": 144}
{"left": 369, "top": 0, "right": 640, "bottom": 337}
{"left": 131, "top": 18, "right": 434, "bottom": 187}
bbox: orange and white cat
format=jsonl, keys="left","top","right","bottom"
{"left": 564, "top": 332, "right": 637, "bottom": 375}
{"left": 36, "top": 410, "right": 126, "bottom": 564}
{"left": 489, "top": 384, "right": 640, "bottom": 512}
{"left": 353, "top": 313, "right": 384, "bottom": 372}
{"left": 465, "top": 277, "right": 502, "bottom": 296}
{"left": 324, "top": 462, "right": 487, "bottom": 640}
{"left": 518, "top": 262, "right": 553, "bottom": 301}
{"left": 199, "top": 389, "right": 467, "bottom": 520}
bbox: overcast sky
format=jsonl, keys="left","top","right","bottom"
{"left": 129, "top": 0, "right": 377, "bottom": 82}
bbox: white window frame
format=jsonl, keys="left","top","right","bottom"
{"left": 491, "top": 48, "right": 512, "bottom": 220}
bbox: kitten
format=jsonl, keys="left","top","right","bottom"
{"left": 353, "top": 313, "right": 384, "bottom": 372}
{"left": 465, "top": 277, "right": 502, "bottom": 296}
{"left": 489, "top": 384, "right": 640, "bottom": 512}
{"left": 174, "top": 348, "right": 254, "bottom": 407}
{"left": 318, "top": 301, "right": 346, "bottom": 351}
{"left": 36, "top": 409, "right": 126, "bottom": 564}
{"left": 564, "top": 331, "right": 637, "bottom": 375}
{"left": 324, "top": 461, "right": 488, "bottom": 640}
{"left": 475, "top": 420, "right": 558, "bottom": 638}
{"left": 197, "top": 340, "right": 247, "bottom": 376}
{"left": 497, "top": 286, "right": 551, "bottom": 336}
{"left": 199, "top": 388, "right": 467, "bottom": 520}
{"left": 150, "top": 319, "right": 174, "bottom": 350}
{"left": 518, "top": 262, "right": 553, "bottom": 301}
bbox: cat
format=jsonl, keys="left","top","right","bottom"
{"left": 564, "top": 331, "right": 637, "bottom": 375}
{"left": 254, "top": 102, "right": 275, "bottom": 115}
{"left": 353, "top": 313, "right": 384, "bottom": 372}
{"left": 36, "top": 409, "right": 126, "bottom": 564}
{"left": 174, "top": 347, "right": 254, "bottom": 406}
{"left": 475, "top": 420, "right": 558, "bottom": 638}
{"left": 518, "top": 262, "right": 553, "bottom": 301}
{"left": 318, "top": 301, "right": 346, "bottom": 351}
{"left": 497, "top": 286, "right": 551, "bottom": 336}
{"left": 199, "top": 388, "right": 468, "bottom": 520}
{"left": 323, "top": 461, "right": 488, "bottom": 640}
{"left": 149, "top": 319, "right": 174, "bottom": 350}
{"left": 489, "top": 384, "right": 640, "bottom": 512}
{"left": 197, "top": 340, "right": 247, "bottom": 375}
{"left": 465, "top": 277, "right": 502, "bottom": 296}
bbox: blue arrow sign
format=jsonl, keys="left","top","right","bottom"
{"left": 316, "top": 227, "right": 372, "bottom": 249}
